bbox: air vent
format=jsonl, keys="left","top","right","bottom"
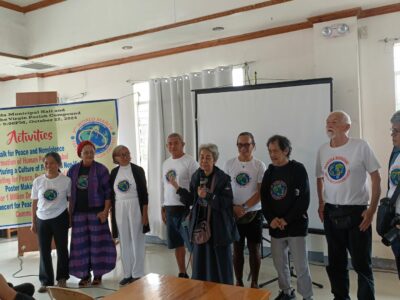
{"left": 18, "top": 62, "right": 55, "bottom": 70}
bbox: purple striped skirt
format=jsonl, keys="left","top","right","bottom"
{"left": 69, "top": 212, "right": 116, "bottom": 279}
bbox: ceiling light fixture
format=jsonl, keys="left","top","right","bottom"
{"left": 212, "top": 26, "right": 224, "bottom": 31}
{"left": 321, "top": 23, "right": 350, "bottom": 38}
{"left": 122, "top": 45, "right": 133, "bottom": 50}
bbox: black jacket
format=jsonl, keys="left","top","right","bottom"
{"left": 177, "top": 166, "right": 239, "bottom": 246}
{"left": 110, "top": 163, "right": 149, "bottom": 238}
{"left": 260, "top": 160, "right": 310, "bottom": 238}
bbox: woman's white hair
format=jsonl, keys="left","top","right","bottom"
{"left": 198, "top": 143, "right": 219, "bottom": 162}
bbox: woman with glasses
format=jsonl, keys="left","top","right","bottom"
{"left": 110, "top": 145, "right": 149, "bottom": 286}
{"left": 169, "top": 143, "right": 238, "bottom": 284}
{"left": 67, "top": 140, "right": 116, "bottom": 287}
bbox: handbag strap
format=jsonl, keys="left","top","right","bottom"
{"left": 389, "top": 182, "right": 400, "bottom": 207}
{"left": 205, "top": 173, "right": 217, "bottom": 222}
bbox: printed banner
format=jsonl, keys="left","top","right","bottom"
{"left": 0, "top": 99, "right": 118, "bottom": 229}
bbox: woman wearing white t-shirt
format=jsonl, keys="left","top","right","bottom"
{"left": 110, "top": 145, "right": 149, "bottom": 286}
{"left": 30, "top": 152, "right": 71, "bottom": 293}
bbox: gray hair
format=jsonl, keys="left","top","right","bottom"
{"left": 331, "top": 110, "right": 352, "bottom": 125}
{"left": 391, "top": 111, "right": 400, "bottom": 124}
{"left": 112, "top": 145, "right": 129, "bottom": 164}
{"left": 199, "top": 143, "right": 219, "bottom": 162}
{"left": 167, "top": 133, "right": 184, "bottom": 143}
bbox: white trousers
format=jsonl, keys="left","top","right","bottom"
{"left": 271, "top": 236, "right": 313, "bottom": 299}
{"left": 115, "top": 198, "right": 145, "bottom": 278}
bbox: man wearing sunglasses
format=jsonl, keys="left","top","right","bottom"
{"left": 224, "top": 132, "right": 266, "bottom": 288}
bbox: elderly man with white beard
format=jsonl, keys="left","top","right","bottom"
{"left": 316, "top": 111, "right": 381, "bottom": 300}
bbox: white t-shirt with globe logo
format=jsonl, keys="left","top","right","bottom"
{"left": 114, "top": 165, "right": 139, "bottom": 201}
{"left": 162, "top": 154, "right": 199, "bottom": 206}
{"left": 224, "top": 157, "right": 266, "bottom": 212}
{"left": 388, "top": 153, "right": 400, "bottom": 214}
{"left": 316, "top": 138, "right": 380, "bottom": 205}
{"left": 31, "top": 174, "right": 71, "bottom": 220}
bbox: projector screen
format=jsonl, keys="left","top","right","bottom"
{"left": 195, "top": 78, "right": 332, "bottom": 231}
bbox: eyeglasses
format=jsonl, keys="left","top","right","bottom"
{"left": 391, "top": 128, "right": 400, "bottom": 135}
{"left": 118, "top": 153, "right": 131, "bottom": 158}
{"left": 237, "top": 143, "right": 254, "bottom": 148}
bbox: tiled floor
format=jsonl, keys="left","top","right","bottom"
{"left": 1, "top": 238, "right": 398, "bottom": 299}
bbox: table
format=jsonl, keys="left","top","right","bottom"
{"left": 103, "top": 273, "right": 271, "bottom": 300}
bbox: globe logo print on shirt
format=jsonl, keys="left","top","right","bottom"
{"left": 165, "top": 169, "right": 177, "bottom": 182}
{"left": 117, "top": 180, "right": 130, "bottom": 192}
{"left": 390, "top": 168, "right": 400, "bottom": 185}
{"left": 77, "top": 175, "right": 89, "bottom": 190}
{"left": 327, "top": 161, "right": 346, "bottom": 181}
{"left": 270, "top": 180, "right": 287, "bottom": 200}
{"left": 235, "top": 173, "right": 250, "bottom": 187}
{"left": 43, "top": 189, "right": 58, "bottom": 201}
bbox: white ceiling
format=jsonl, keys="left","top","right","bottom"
{"left": 0, "top": 0, "right": 398, "bottom": 79}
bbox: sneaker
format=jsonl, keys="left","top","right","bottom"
{"left": 274, "top": 289, "right": 296, "bottom": 300}
{"left": 178, "top": 273, "right": 189, "bottom": 278}
{"left": 57, "top": 279, "right": 67, "bottom": 288}
{"left": 38, "top": 286, "right": 48, "bottom": 293}
{"left": 119, "top": 277, "right": 133, "bottom": 286}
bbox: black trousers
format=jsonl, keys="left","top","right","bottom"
{"left": 36, "top": 209, "right": 69, "bottom": 286}
{"left": 324, "top": 204, "right": 374, "bottom": 300}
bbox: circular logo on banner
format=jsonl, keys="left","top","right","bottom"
{"left": 270, "top": 180, "right": 287, "bottom": 200}
{"left": 390, "top": 168, "right": 400, "bottom": 186}
{"left": 327, "top": 161, "right": 347, "bottom": 181}
{"left": 77, "top": 175, "right": 88, "bottom": 190}
{"left": 75, "top": 122, "right": 112, "bottom": 155}
{"left": 117, "top": 180, "right": 130, "bottom": 192}
{"left": 165, "top": 170, "right": 177, "bottom": 182}
{"left": 235, "top": 173, "right": 251, "bottom": 187}
{"left": 43, "top": 189, "right": 58, "bottom": 201}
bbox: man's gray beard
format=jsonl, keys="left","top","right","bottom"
{"left": 326, "top": 131, "right": 334, "bottom": 139}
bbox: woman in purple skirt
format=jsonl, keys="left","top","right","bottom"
{"left": 67, "top": 140, "right": 116, "bottom": 287}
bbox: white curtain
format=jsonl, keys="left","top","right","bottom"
{"left": 147, "top": 66, "right": 233, "bottom": 240}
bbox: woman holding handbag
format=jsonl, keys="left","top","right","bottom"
{"left": 169, "top": 143, "right": 238, "bottom": 284}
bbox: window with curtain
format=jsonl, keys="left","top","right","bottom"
{"left": 133, "top": 82, "right": 150, "bottom": 174}
{"left": 395, "top": 43, "right": 400, "bottom": 110}
{"left": 133, "top": 67, "right": 244, "bottom": 173}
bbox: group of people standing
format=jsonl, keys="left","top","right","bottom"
{"left": 162, "top": 110, "right": 400, "bottom": 300}
{"left": 30, "top": 141, "right": 148, "bottom": 293}
{"left": 27, "top": 109, "right": 400, "bottom": 300}
{"left": 161, "top": 131, "right": 313, "bottom": 300}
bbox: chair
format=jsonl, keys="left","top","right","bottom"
{"left": 47, "top": 287, "right": 94, "bottom": 300}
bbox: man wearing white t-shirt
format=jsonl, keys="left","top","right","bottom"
{"left": 224, "top": 132, "right": 266, "bottom": 288}
{"left": 316, "top": 111, "right": 381, "bottom": 300}
{"left": 162, "top": 133, "right": 198, "bottom": 278}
